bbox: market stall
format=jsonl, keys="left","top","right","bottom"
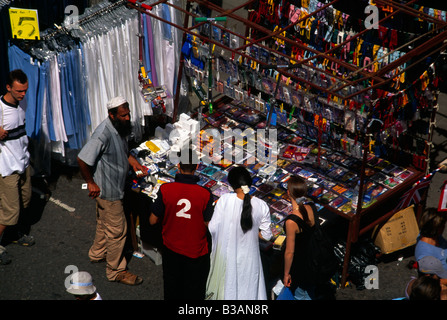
{"left": 4, "top": 0, "right": 446, "bottom": 290}
{"left": 127, "top": 0, "right": 446, "bottom": 288}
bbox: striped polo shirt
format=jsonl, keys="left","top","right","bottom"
{"left": 77, "top": 117, "right": 129, "bottom": 201}
{"left": 0, "top": 96, "right": 30, "bottom": 177}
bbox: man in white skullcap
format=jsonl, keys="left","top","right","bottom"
{"left": 77, "top": 96, "right": 147, "bottom": 285}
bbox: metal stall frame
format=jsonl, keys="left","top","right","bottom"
{"left": 127, "top": 0, "right": 446, "bottom": 288}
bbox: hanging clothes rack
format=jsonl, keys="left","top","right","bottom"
{"left": 127, "top": 0, "right": 447, "bottom": 104}
{"left": 41, "top": 0, "right": 128, "bottom": 41}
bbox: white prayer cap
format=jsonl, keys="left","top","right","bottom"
{"left": 107, "top": 96, "right": 128, "bottom": 110}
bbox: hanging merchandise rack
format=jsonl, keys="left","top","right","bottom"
{"left": 41, "top": 0, "right": 129, "bottom": 41}
{"left": 127, "top": 0, "right": 446, "bottom": 288}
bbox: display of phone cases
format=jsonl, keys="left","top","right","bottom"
{"left": 330, "top": 196, "right": 349, "bottom": 208}
{"left": 271, "top": 199, "right": 291, "bottom": 212}
{"left": 197, "top": 175, "right": 210, "bottom": 186}
{"left": 332, "top": 184, "right": 348, "bottom": 195}
{"left": 338, "top": 201, "right": 353, "bottom": 214}
{"left": 135, "top": 99, "right": 423, "bottom": 232}
{"left": 204, "top": 179, "right": 217, "bottom": 189}
{"left": 201, "top": 165, "right": 221, "bottom": 177}
{"left": 166, "top": 166, "right": 179, "bottom": 177}
{"left": 398, "top": 169, "right": 414, "bottom": 180}
{"left": 212, "top": 184, "right": 231, "bottom": 197}
{"left": 257, "top": 183, "right": 275, "bottom": 194}
{"left": 309, "top": 186, "right": 326, "bottom": 198}
{"left": 320, "top": 191, "right": 338, "bottom": 204}
{"left": 383, "top": 176, "right": 403, "bottom": 188}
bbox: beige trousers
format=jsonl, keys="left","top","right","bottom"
{"left": 0, "top": 166, "right": 32, "bottom": 226}
{"left": 89, "top": 197, "right": 127, "bottom": 281}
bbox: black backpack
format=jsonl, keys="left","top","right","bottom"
{"left": 285, "top": 206, "right": 339, "bottom": 286}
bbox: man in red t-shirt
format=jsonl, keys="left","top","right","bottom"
{"left": 150, "top": 152, "right": 214, "bottom": 300}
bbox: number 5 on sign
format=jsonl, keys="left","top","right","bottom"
{"left": 9, "top": 7, "right": 40, "bottom": 40}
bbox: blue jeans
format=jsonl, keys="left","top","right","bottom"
{"left": 294, "top": 283, "right": 336, "bottom": 300}
{"left": 294, "top": 285, "right": 316, "bottom": 300}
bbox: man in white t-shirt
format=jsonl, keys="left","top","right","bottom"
{"left": 0, "top": 69, "right": 34, "bottom": 265}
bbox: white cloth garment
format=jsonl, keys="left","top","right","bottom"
{"left": 48, "top": 56, "right": 68, "bottom": 157}
{"left": 76, "top": 6, "right": 146, "bottom": 140}
{"left": 150, "top": 0, "right": 183, "bottom": 118}
{"left": 206, "top": 193, "right": 273, "bottom": 300}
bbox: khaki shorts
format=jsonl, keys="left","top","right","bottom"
{"left": 0, "top": 166, "right": 32, "bottom": 226}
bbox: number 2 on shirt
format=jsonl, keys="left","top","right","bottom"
{"left": 176, "top": 199, "right": 191, "bottom": 219}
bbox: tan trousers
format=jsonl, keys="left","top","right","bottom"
{"left": 0, "top": 166, "right": 32, "bottom": 226}
{"left": 89, "top": 197, "right": 127, "bottom": 281}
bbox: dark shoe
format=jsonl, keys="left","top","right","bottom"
{"left": 113, "top": 271, "right": 143, "bottom": 286}
{"left": 12, "top": 234, "right": 35, "bottom": 247}
{"left": 0, "top": 246, "right": 11, "bottom": 265}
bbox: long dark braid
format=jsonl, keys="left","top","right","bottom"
{"left": 228, "top": 166, "right": 253, "bottom": 232}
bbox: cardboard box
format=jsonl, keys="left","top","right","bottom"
{"left": 372, "top": 205, "right": 420, "bottom": 254}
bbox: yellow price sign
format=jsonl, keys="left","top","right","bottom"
{"left": 9, "top": 7, "right": 40, "bottom": 40}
